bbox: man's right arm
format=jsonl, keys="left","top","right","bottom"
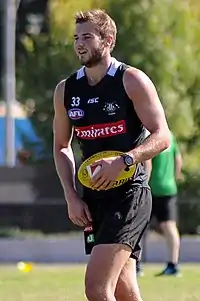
{"left": 53, "top": 80, "right": 92, "bottom": 227}
{"left": 53, "top": 80, "right": 77, "bottom": 201}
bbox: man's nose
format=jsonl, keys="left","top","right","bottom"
{"left": 77, "top": 38, "right": 85, "bottom": 48}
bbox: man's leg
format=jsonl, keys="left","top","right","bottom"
{"left": 84, "top": 187, "right": 151, "bottom": 300}
{"left": 85, "top": 244, "right": 132, "bottom": 301}
{"left": 136, "top": 254, "right": 144, "bottom": 277}
{"left": 159, "top": 220, "right": 180, "bottom": 268}
{"left": 155, "top": 195, "right": 181, "bottom": 276}
{"left": 115, "top": 258, "right": 143, "bottom": 301}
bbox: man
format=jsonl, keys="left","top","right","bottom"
{"left": 137, "top": 131, "right": 182, "bottom": 277}
{"left": 53, "top": 9, "right": 170, "bottom": 301}
{"left": 150, "top": 131, "right": 182, "bottom": 276}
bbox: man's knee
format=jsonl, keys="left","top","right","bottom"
{"left": 115, "top": 275, "right": 129, "bottom": 299}
{"left": 160, "top": 221, "right": 180, "bottom": 242}
{"left": 115, "top": 278, "right": 142, "bottom": 301}
{"left": 115, "top": 260, "right": 142, "bottom": 301}
{"left": 85, "top": 244, "right": 131, "bottom": 301}
{"left": 85, "top": 281, "right": 113, "bottom": 301}
{"left": 160, "top": 221, "right": 179, "bottom": 234}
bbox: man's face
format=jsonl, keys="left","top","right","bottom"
{"left": 74, "top": 21, "right": 105, "bottom": 67}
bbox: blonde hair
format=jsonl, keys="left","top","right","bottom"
{"left": 75, "top": 9, "right": 117, "bottom": 52}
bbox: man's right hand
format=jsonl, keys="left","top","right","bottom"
{"left": 66, "top": 195, "right": 92, "bottom": 227}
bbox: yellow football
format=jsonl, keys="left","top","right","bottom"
{"left": 78, "top": 150, "right": 136, "bottom": 190}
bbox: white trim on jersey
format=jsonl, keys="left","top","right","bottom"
{"left": 107, "top": 57, "right": 122, "bottom": 76}
{"left": 76, "top": 57, "right": 122, "bottom": 80}
{"left": 76, "top": 66, "right": 85, "bottom": 80}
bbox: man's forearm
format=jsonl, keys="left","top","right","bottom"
{"left": 53, "top": 145, "right": 77, "bottom": 200}
{"left": 128, "top": 130, "right": 170, "bottom": 163}
{"left": 175, "top": 166, "right": 181, "bottom": 180}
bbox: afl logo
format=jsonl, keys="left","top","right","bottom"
{"left": 68, "top": 108, "right": 84, "bottom": 120}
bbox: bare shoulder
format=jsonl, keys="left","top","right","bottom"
{"left": 54, "top": 79, "right": 66, "bottom": 93}
{"left": 54, "top": 79, "right": 66, "bottom": 104}
{"left": 122, "top": 67, "right": 169, "bottom": 134}
{"left": 123, "top": 67, "right": 158, "bottom": 100}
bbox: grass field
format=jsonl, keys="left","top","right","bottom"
{"left": 0, "top": 264, "right": 199, "bottom": 301}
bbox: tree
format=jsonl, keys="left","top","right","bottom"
{"left": 15, "top": 0, "right": 200, "bottom": 232}
{"left": 17, "top": 0, "right": 200, "bottom": 177}
{"left": 16, "top": 0, "right": 104, "bottom": 157}
{"left": 107, "top": 0, "right": 200, "bottom": 177}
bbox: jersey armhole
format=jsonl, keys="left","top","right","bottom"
{"left": 63, "top": 73, "right": 78, "bottom": 109}
{"left": 120, "top": 65, "right": 134, "bottom": 101}
{"left": 63, "top": 78, "right": 76, "bottom": 129}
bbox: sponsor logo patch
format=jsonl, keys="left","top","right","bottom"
{"left": 75, "top": 120, "right": 126, "bottom": 139}
{"left": 87, "top": 234, "right": 95, "bottom": 243}
{"left": 86, "top": 164, "right": 102, "bottom": 178}
{"left": 84, "top": 226, "right": 93, "bottom": 232}
{"left": 87, "top": 97, "right": 99, "bottom": 104}
{"left": 68, "top": 108, "right": 84, "bottom": 120}
{"left": 103, "top": 101, "right": 120, "bottom": 115}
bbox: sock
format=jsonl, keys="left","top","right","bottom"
{"left": 167, "top": 262, "right": 177, "bottom": 269}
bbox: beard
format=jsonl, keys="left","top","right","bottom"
{"left": 79, "top": 44, "right": 104, "bottom": 68}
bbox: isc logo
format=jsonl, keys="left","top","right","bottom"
{"left": 87, "top": 97, "right": 99, "bottom": 104}
{"left": 68, "top": 108, "right": 84, "bottom": 120}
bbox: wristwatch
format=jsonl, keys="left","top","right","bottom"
{"left": 120, "top": 154, "right": 134, "bottom": 171}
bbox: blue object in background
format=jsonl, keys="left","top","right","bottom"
{"left": 0, "top": 101, "right": 45, "bottom": 166}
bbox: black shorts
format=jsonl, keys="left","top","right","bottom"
{"left": 83, "top": 187, "right": 152, "bottom": 260}
{"left": 152, "top": 195, "right": 177, "bottom": 222}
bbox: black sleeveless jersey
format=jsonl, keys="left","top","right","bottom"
{"left": 64, "top": 58, "right": 148, "bottom": 199}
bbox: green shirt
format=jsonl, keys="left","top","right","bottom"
{"left": 149, "top": 132, "right": 179, "bottom": 196}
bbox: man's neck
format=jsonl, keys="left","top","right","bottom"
{"left": 85, "top": 55, "right": 112, "bottom": 86}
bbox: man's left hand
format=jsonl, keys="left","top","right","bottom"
{"left": 90, "top": 156, "right": 125, "bottom": 190}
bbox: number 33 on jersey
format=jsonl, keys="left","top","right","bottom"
{"left": 71, "top": 96, "right": 80, "bottom": 107}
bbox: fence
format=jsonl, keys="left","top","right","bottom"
{"left": 0, "top": 164, "right": 199, "bottom": 235}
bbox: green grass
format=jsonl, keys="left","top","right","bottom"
{"left": 0, "top": 227, "right": 82, "bottom": 238}
{"left": 0, "top": 264, "right": 199, "bottom": 301}
{"left": 0, "top": 227, "right": 198, "bottom": 239}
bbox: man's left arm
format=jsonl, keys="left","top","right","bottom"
{"left": 173, "top": 137, "right": 182, "bottom": 180}
{"left": 91, "top": 69, "right": 170, "bottom": 190}
{"left": 123, "top": 68, "right": 170, "bottom": 163}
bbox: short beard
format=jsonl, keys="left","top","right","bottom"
{"left": 80, "top": 45, "right": 104, "bottom": 68}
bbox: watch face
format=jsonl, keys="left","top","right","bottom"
{"left": 125, "top": 155, "right": 133, "bottom": 166}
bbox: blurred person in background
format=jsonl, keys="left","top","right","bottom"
{"left": 137, "top": 130, "right": 182, "bottom": 277}
{"left": 16, "top": 149, "right": 31, "bottom": 166}
{"left": 53, "top": 9, "right": 170, "bottom": 301}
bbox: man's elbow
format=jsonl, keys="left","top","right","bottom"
{"left": 161, "top": 128, "right": 171, "bottom": 151}
{"left": 53, "top": 143, "right": 74, "bottom": 165}
{"left": 54, "top": 137, "right": 70, "bottom": 152}
{"left": 53, "top": 141, "right": 62, "bottom": 154}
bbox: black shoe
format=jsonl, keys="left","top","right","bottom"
{"left": 155, "top": 263, "right": 181, "bottom": 277}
